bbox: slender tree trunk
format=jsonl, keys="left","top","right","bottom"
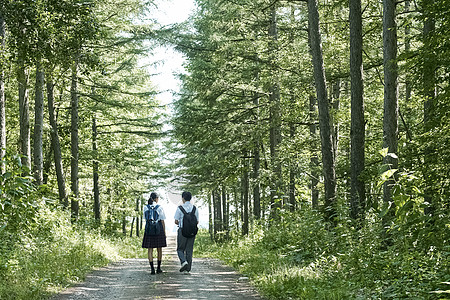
{"left": 331, "top": 81, "right": 340, "bottom": 161}
{"left": 212, "top": 189, "right": 220, "bottom": 239}
{"left": 382, "top": 0, "right": 399, "bottom": 233}
{"left": 221, "top": 186, "right": 228, "bottom": 234}
{"left": 216, "top": 187, "right": 222, "bottom": 232}
{"left": 0, "top": 15, "right": 5, "bottom": 173}
{"left": 422, "top": 0, "right": 436, "bottom": 216}
{"left": 252, "top": 74, "right": 261, "bottom": 219}
{"left": 349, "top": 0, "right": 366, "bottom": 222}
{"left": 208, "top": 195, "right": 213, "bottom": 241}
{"left": 309, "top": 95, "right": 320, "bottom": 209}
{"left": 404, "top": 0, "right": 411, "bottom": 104}
{"left": 242, "top": 154, "right": 249, "bottom": 235}
{"left": 268, "top": 5, "right": 282, "bottom": 214}
{"left": 33, "top": 61, "right": 45, "bottom": 185}
{"left": 307, "top": 0, "right": 336, "bottom": 224}
{"left": 43, "top": 142, "right": 53, "bottom": 184}
{"left": 289, "top": 121, "right": 296, "bottom": 211}
{"left": 130, "top": 217, "right": 135, "bottom": 237}
{"left": 47, "top": 75, "right": 68, "bottom": 207}
{"left": 18, "top": 60, "right": 31, "bottom": 170}
{"left": 93, "top": 115, "right": 100, "bottom": 222}
{"left": 71, "top": 62, "right": 79, "bottom": 221}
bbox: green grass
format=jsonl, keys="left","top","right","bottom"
{"left": 0, "top": 208, "right": 145, "bottom": 300}
{"left": 194, "top": 209, "right": 449, "bottom": 300}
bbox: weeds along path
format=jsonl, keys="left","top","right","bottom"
{"left": 51, "top": 233, "right": 263, "bottom": 300}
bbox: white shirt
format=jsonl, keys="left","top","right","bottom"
{"left": 174, "top": 201, "right": 199, "bottom": 228}
{"left": 143, "top": 204, "right": 166, "bottom": 221}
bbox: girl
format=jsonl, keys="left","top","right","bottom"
{"left": 142, "top": 192, "right": 167, "bottom": 274}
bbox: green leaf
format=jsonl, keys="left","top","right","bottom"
{"left": 379, "top": 147, "right": 389, "bottom": 157}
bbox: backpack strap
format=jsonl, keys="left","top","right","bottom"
{"left": 179, "top": 206, "right": 187, "bottom": 215}
{"left": 191, "top": 206, "right": 196, "bottom": 214}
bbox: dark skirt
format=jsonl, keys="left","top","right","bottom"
{"left": 142, "top": 231, "right": 167, "bottom": 249}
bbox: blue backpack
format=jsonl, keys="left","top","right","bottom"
{"left": 144, "top": 204, "right": 161, "bottom": 236}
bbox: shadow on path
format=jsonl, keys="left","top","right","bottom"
{"left": 51, "top": 233, "right": 263, "bottom": 300}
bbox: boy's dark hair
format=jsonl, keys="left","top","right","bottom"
{"left": 182, "top": 191, "right": 192, "bottom": 202}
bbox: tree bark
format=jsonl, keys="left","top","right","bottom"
{"left": 349, "top": 0, "right": 366, "bottom": 222}
{"left": 252, "top": 70, "right": 261, "bottom": 219}
{"left": 47, "top": 76, "right": 68, "bottom": 207}
{"left": 33, "top": 61, "right": 45, "bottom": 185}
{"left": 18, "top": 60, "right": 31, "bottom": 170}
{"left": 221, "top": 186, "right": 228, "bottom": 235}
{"left": 71, "top": 62, "right": 80, "bottom": 221}
{"left": 242, "top": 155, "right": 249, "bottom": 235}
{"left": 422, "top": 0, "right": 436, "bottom": 216}
{"left": 208, "top": 195, "right": 213, "bottom": 241}
{"left": 0, "top": 15, "right": 5, "bottom": 173}
{"left": 382, "top": 0, "right": 399, "bottom": 232}
{"left": 289, "top": 120, "right": 296, "bottom": 211}
{"left": 309, "top": 95, "right": 319, "bottom": 209}
{"left": 268, "top": 5, "right": 282, "bottom": 214}
{"left": 93, "top": 115, "right": 100, "bottom": 222}
{"left": 307, "top": 0, "right": 336, "bottom": 224}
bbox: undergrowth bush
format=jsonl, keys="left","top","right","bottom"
{"left": 196, "top": 205, "right": 449, "bottom": 300}
{"left": 0, "top": 153, "right": 143, "bottom": 299}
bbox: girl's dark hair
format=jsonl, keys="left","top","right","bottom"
{"left": 148, "top": 192, "right": 158, "bottom": 205}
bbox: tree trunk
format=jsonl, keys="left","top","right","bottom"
{"left": 0, "top": 15, "right": 5, "bottom": 173}
{"left": 252, "top": 74, "right": 261, "bottom": 219}
{"left": 422, "top": 0, "right": 436, "bottom": 216}
{"left": 404, "top": 0, "right": 411, "bottom": 104}
{"left": 93, "top": 115, "right": 100, "bottom": 222}
{"left": 221, "top": 186, "right": 228, "bottom": 235}
{"left": 208, "top": 195, "right": 213, "bottom": 241}
{"left": 33, "top": 61, "right": 45, "bottom": 185}
{"left": 242, "top": 155, "right": 249, "bottom": 235}
{"left": 18, "top": 61, "right": 31, "bottom": 170}
{"left": 268, "top": 5, "right": 282, "bottom": 215}
{"left": 47, "top": 76, "right": 68, "bottom": 207}
{"left": 130, "top": 217, "right": 135, "bottom": 237}
{"left": 307, "top": 0, "right": 336, "bottom": 224}
{"left": 289, "top": 121, "right": 296, "bottom": 211}
{"left": 71, "top": 62, "right": 79, "bottom": 221}
{"left": 349, "top": 0, "right": 366, "bottom": 222}
{"left": 212, "top": 189, "right": 220, "bottom": 238}
{"left": 309, "top": 95, "right": 319, "bottom": 209}
{"left": 382, "top": 0, "right": 399, "bottom": 233}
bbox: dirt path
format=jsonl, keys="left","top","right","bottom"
{"left": 51, "top": 234, "right": 263, "bottom": 300}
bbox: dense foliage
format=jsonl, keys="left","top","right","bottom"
{"left": 169, "top": 0, "right": 450, "bottom": 299}
{"left": 0, "top": 0, "right": 162, "bottom": 297}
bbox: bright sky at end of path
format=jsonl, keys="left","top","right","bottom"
{"left": 142, "top": 0, "right": 209, "bottom": 229}
{"left": 148, "top": 0, "right": 196, "bottom": 105}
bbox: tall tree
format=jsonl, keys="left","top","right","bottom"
{"left": 422, "top": 0, "right": 436, "bottom": 216}
{"left": 268, "top": 4, "right": 282, "bottom": 214}
{"left": 382, "top": 0, "right": 399, "bottom": 231}
{"left": 307, "top": 0, "right": 336, "bottom": 224}
{"left": 93, "top": 115, "right": 100, "bottom": 222}
{"left": 17, "top": 60, "right": 31, "bottom": 170}
{"left": 349, "top": 0, "right": 365, "bottom": 221}
{"left": 70, "top": 62, "right": 80, "bottom": 221}
{"left": 309, "top": 95, "right": 319, "bottom": 209}
{"left": 0, "top": 13, "right": 5, "bottom": 172}
{"left": 47, "top": 75, "right": 68, "bottom": 207}
{"left": 33, "top": 61, "right": 45, "bottom": 185}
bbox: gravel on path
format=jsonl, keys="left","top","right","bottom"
{"left": 51, "top": 234, "right": 263, "bottom": 300}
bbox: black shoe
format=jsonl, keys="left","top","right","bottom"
{"left": 156, "top": 268, "right": 163, "bottom": 274}
{"left": 179, "top": 261, "right": 189, "bottom": 272}
{"left": 151, "top": 269, "right": 156, "bottom": 275}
